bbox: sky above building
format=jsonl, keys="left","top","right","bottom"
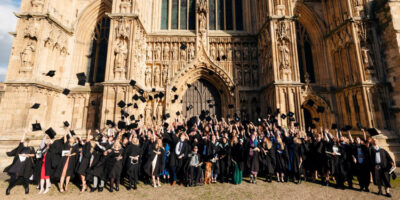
{"left": 0, "top": 0, "right": 20, "bottom": 82}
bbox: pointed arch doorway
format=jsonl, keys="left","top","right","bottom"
{"left": 182, "top": 79, "right": 222, "bottom": 119}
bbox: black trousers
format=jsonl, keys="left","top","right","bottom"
{"left": 8, "top": 175, "right": 29, "bottom": 190}
{"left": 356, "top": 163, "right": 370, "bottom": 189}
{"left": 188, "top": 166, "right": 201, "bottom": 184}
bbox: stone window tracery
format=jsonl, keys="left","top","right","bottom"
{"left": 161, "top": 0, "right": 196, "bottom": 30}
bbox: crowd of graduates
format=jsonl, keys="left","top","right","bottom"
{"left": 3, "top": 113, "right": 397, "bottom": 198}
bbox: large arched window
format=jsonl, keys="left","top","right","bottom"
{"left": 209, "top": 0, "right": 243, "bottom": 30}
{"left": 87, "top": 16, "right": 110, "bottom": 83}
{"left": 161, "top": 0, "right": 196, "bottom": 30}
{"left": 296, "top": 22, "right": 315, "bottom": 83}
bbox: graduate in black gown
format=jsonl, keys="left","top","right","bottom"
{"left": 88, "top": 135, "right": 110, "bottom": 192}
{"left": 260, "top": 137, "right": 276, "bottom": 182}
{"left": 105, "top": 141, "right": 124, "bottom": 192}
{"left": 275, "top": 136, "right": 288, "bottom": 182}
{"left": 231, "top": 136, "right": 246, "bottom": 184}
{"left": 55, "top": 130, "right": 79, "bottom": 193}
{"left": 165, "top": 128, "right": 189, "bottom": 186}
{"left": 370, "top": 139, "right": 394, "bottom": 197}
{"left": 247, "top": 133, "right": 261, "bottom": 184}
{"left": 124, "top": 137, "right": 142, "bottom": 190}
{"left": 349, "top": 130, "right": 371, "bottom": 192}
{"left": 144, "top": 138, "right": 165, "bottom": 187}
{"left": 33, "top": 134, "right": 53, "bottom": 194}
{"left": 218, "top": 136, "right": 231, "bottom": 183}
{"left": 76, "top": 133, "right": 95, "bottom": 192}
{"left": 4, "top": 131, "right": 36, "bottom": 195}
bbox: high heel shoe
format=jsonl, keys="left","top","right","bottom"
{"left": 43, "top": 187, "right": 50, "bottom": 194}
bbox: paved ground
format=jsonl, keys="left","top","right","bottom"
{"left": 0, "top": 173, "right": 399, "bottom": 200}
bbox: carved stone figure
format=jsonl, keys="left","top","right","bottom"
{"left": 361, "top": 46, "right": 374, "bottom": 68}
{"left": 278, "top": 40, "right": 291, "bottom": 80}
{"left": 163, "top": 43, "right": 170, "bottom": 60}
{"left": 234, "top": 47, "right": 241, "bottom": 61}
{"left": 114, "top": 39, "right": 128, "bottom": 79}
{"left": 244, "top": 65, "right": 251, "bottom": 86}
{"left": 20, "top": 42, "right": 36, "bottom": 71}
{"left": 120, "top": 0, "right": 132, "bottom": 13}
{"left": 218, "top": 46, "right": 225, "bottom": 60}
{"left": 210, "top": 45, "right": 217, "bottom": 59}
{"left": 145, "top": 66, "right": 152, "bottom": 86}
{"left": 277, "top": 21, "right": 289, "bottom": 41}
{"left": 252, "top": 65, "right": 258, "bottom": 85}
{"left": 24, "top": 18, "right": 39, "bottom": 39}
{"left": 145, "top": 102, "right": 152, "bottom": 125}
{"left": 226, "top": 44, "right": 233, "bottom": 60}
{"left": 243, "top": 46, "right": 249, "bottom": 60}
{"left": 236, "top": 64, "right": 242, "bottom": 85}
{"left": 154, "top": 44, "right": 161, "bottom": 60}
{"left": 162, "top": 64, "right": 168, "bottom": 85}
{"left": 154, "top": 66, "right": 160, "bottom": 87}
{"left": 250, "top": 47, "right": 257, "bottom": 60}
{"left": 146, "top": 46, "right": 153, "bottom": 60}
{"left": 180, "top": 47, "right": 187, "bottom": 61}
{"left": 116, "top": 19, "right": 130, "bottom": 39}
{"left": 171, "top": 43, "right": 178, "bottom": 60}
{"left": 155, "top": 99, "right": 163, "bottom": 125}
{"left": 188, "top": 44, "right": 195, "bottom": 61}
{"left": 31, "top": 0, "right": 44, "bottom": 12}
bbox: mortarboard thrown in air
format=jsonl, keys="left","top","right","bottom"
{"left": 32, "top": 122, "right": 42, "bottom": 132}
{"left": 45, "top": 128, "right": 56, "bottom": 139}
{"left": 134, "top": 103, "right": 138, "bottom": 109}
{"left": 180, "top": 43, "right": 187, "bottom": 50}
{"left": 281, "top": 114, "right": 287, "bottom": 119}
{"left": 228, "top": 104, "right": 234, "bottom": 109}
{"left": 63, "top": 121, "right": 70, "bottom": 127}
{"left": 288, "top": 112, "right": 294, "bottom": 117}
{"left": 46, "top": 70, "right": 55, "bottom": 77}
{"left": 31, "top": 103, "right": 40, "bottom": 109}
{"left": 172, "top": 86, "right": 177, "bottom": 92}
{"left": 62, "top": 89, "right": 70, "bottom": 95}
{"left": 152, "top": 88, "right": 156, "bottom": 92}
{"left": 187, "top": 83, "right": 192, "bottom": 88}
{"left": 307, "top": 99, "right": 315, "bottom": 107}
{"left": 140, "top": 96, "right": 146, "bottom": 103}
{"left": 367, "top": 128, "right": 379, "bottom": 136}
{"left": 118, "top": 100, "right": 126, "bottom": 108}
{"left": 133, "top": 94, "right": 139, "bottom": 101}
{"left": 76, "top": 72, "right": 87, "bottom": 86}
{"left": 176, "top": 111, "right": 181, "bottom": 116}
{"left": 139, "top": 89, "right": 144, "bottom": 95}
{"left": 129, "top": 80, "right": 136, "bottom": 87}
{"left": 317, "top": 106, "right": 325, "bottom": 113}
{"left": 331, "top": 124, "right": 338, "bottom": 130}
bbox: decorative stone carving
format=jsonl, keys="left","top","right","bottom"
{"left": 24, "top": 18, "right": 39, "bottom": 39}
{"left": 154, "top": 65, "right": 160, "bottom": 87}
{"left": 146, "top": 46, "right": 152, "bottom": 60}
{"left": 162, "top": 64, "right": 168, "bottom": 86}
{"left": 210, "top": 45, "right": 217, "bottom": 59}
{"left": 278, "top": 40, "right": 291, "bottom": 81}
{"left": 180, "top": 46, "right": 187, "bottom": 61}
{"left": 31, "top": 0, "right": 45, "bottom": 13}
{"left": 120, "top": 0, "right": 132, "bottom": 13}
{"left": 171, "top": 43, "right": 178, "bottom": 60}
{"left": 113, "top": 39, "right": 128, "bottom": 79}
{"left": 163, "top": 43, "right": 170, "bottom": 60}
{"left": 144, "top": 102, "right": 152, "bottom": 125}
{"left": 145, "top": 66, "right": 152, "bottom": 86}
{"left": 116, "top": 19, "right": 130, "bottom": 39}
{"left": 188, "top": 44, "right": 195, "bottom": 61}
{"left": 20, "top": 42, "right": 36, "bottom": 72}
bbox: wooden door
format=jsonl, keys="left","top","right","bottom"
{"left": 182, "top": 79, "right": 221, "bottom": 119}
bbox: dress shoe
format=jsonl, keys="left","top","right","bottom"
{"left": 90, "top": 187, "right": 97, "bottom": 192}
{"left": 25, "top": 187, "right": 29, "bottom": 194}
{"left": 133, "top": 183, "right": 137, "bottom": 190}
{"left": 6, "top": 188, "right": 10, "bottom": 195}
{"left": 377, "top": 191, "right": 382, "bottom": 195}
{"left": 98, "top": 187, "right": 103, "bottom": 192}
{"left": 115, "top": 186, "right": 119, "bottom": 191}
{"left": 109, "top": 187, "right": 113, "bottom": 193}
{"left": 127, "top": 185, "right": 131, "bottom": 190}
{"left": 386, "top": 193, "right": 392, "bottom": 198}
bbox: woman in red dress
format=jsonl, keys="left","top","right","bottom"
{"left": 38, "top": 135, "right": 53, "bottom": 194}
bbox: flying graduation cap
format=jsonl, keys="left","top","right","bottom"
{"left": 280, "top": 114, "right": 287, "bottom": 119}
{"left": 31, "top": 103, "right": 40, "bottom": 109}
{"left": 307, "top": 99, "right": 315, "bottom": 107}
{"left": 317, "top": 106, "right": 325, "bottom": 113}
{"left": 180, "top": 43, "right": 187, "bottom": 50}
{"left": 187, "top": 83, "right": 192, "bottom": 88}
{"left": 45, "top": 128, "right": 56, "bottom": 139}
{"left": 331, "top": 124, "right": 338, "bottom": 130}
{"left": 138, "top": 89, "right": 144, "bottom": 95}
{"left": 129, "top": 80, "right": 136, "bottom": 87}
{"left": 62, "top": 89, "right": 70, "bottom": 95}
{"left": 172, "top": 86, "right": 177, "bottom": 92}
{"left": 32, "top": 121, "right": 42, "bottom": 132}
{"left": 46, "top": 70, "right": 55, "bottom": 77}
{"left": 288, "top": 112, "right": 294, "bottom": 117}
{"left": 118, "top": 100, "right": 126, "bottom": 108}
{"left": 367, "top": 128, "right": 379, "bottom": 136}
{"left": 76, "top": 72, "right": 86, "bottom": 86}
{"left": 63, "top": 121, "right": 70, "bottom": 127}
{"left": 228, "top": 104, "right": 234, "bottom": 109}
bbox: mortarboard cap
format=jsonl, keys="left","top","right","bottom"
{"left": 172, "top": 86, "right": 177, "bottom": 92}
{"left": 140, "top": 96, "right": 146, "bottom": 103}
{"left": 118, "top": 121, "right": 126, "bottom": 129}
{"left": 289, "top": 117, "right": 296, "bottom": 122}
{"left": 367, "top": 128, "right": 379, "bottom": 136}
{"left": 311, "top": 124, "right": 316, "bottom": 129}
{"left": 31, "top": 103, "right": 40, "bottom": 109}
{"left": 76, "top": 72, "right": 86, "bottom": 86}
{"left": 127, "top": 103, "right": 133, "bottom": 107}
{"left": 331, "top": 124, "right": 337, "bottom": 130}
{"left": 134, "top": 103, "right": 138, "bottom": 109}
{"left": 163, "top": 122, "right": 169, "bottom": 128}
{"left": 345, "top": 125, "right": 352, "bottom": 131}
{"left": 129, "top": 80, "right": 136, "bottom": 87}
{"left": 294, "top": 122, "right": 300, "bottom": 127}
{"left": 187, "top": 83, "right": 192, "bottom": 88}
{"left": 130, "top": 115, "right": 135, "bottom": 121}
{"left": 46, "top": 70, "right": 55, "bottom": 77}
{"left": 313, "top": 118, "right": 320, "bottom": 122}
{"left": 140, "top": 114, "right": 143, "bottom": 119}
{"left": 216, "top": 57, "right": 221, "bottom": 61}
{"left": 138, "top": 89, "right": 144, "bottom": 95}
{"left": 288, "top": 112, "right": 294, "bottom": 117}
{"left": 149, "top": 95, "right": 153, "bottom": 101}
{"left": 158, "top": 92, "right": 165, "bottom": 99}
{"left": 228, "top": 104, "right": 234, "bottom": 109}
{"left": 45, "top": 128, "right": 56, "bottom": 139}
{"left": 63, "top": 121, "right": 70, "bottom": 127}
{"left": 62, "top": 89, "right": 70, "bottom": 95}
{"left": 281, "top": 114, "right": 287, "bottom": 119}
{"left": 70, "top": 130, "right": 76, "bottom": 136}
{"left": 118, "top": 100, "right": 126, "bottom": 108}
{"left": 123, "top": 112, "right": 129, "bottom": 118}
{"left": 32, "top": 122, "right": 42, "bottom": 132}
{"left": 91, "top": 101, "right": 96, "bottom": 106}
{"left": 133, "top": 94, "right": 139, "bottom": 101}
{"left": 222, "top": 55, "right": 227, "bottom": 60}
{"left": 176, "top": 111, "right": 180, "bottom": 116}
{"left": 180, "top": 43, "right": 187, "bottom": 50}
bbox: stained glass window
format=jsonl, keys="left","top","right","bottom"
{"left": 161, "top": 0, "right": 169, "bottom": 30}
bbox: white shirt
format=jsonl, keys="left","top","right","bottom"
{"left": 374, "top": 147, "right": 381, "bottom": 164}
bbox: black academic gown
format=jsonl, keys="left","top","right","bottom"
{"left": 144, "top": 144, "right": 165, "bottom": 177}
{"left": 275, "top": 142, "right": 289, "bottom": 173}
{"left": 370, "top": 147, "right": 393, "bottom": 187}
{"left": 260, "top": 144, "right": 276, "bottom": 175}
{"left": 124, "top": 143, "right": 142, "bottom": 181}
{"left": 218, "top": 142, "right": 231, "bottom": 179}
{"left": 86, "top": 144, "right": 108, "bottom": 180}
{"left": 231, "top": 142, "right": 246, "bottom": 171}
{"left": 77, "top": 142, "right": 93, "bottom": 176}
{"left": 4, "top": 143, "right": 36, "bottom": 179}
{"left": 105, "top": 148, "right": 125, "bottom": 180}
{"left": 54, "top": 142, "right": 80, "bottom": 179}
{"left": 246, "top": 139, "right": 261, "bottom": 173}
{"left": 33, "top": 147, "right": 53, "bottom": 182}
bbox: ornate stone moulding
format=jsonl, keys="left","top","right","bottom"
{"left": 14, "top": 12, "right": 73, "bottom": 35}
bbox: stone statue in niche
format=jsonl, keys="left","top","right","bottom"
{"left": 218, "top": 45, "right": 225, "bottom": 60}
{"left": 155, "top": 99, "right": 163, "bottom": 125}
{"left": 361, "top": 46, "right": 374, "bottom": 69}
{"left": 31, "top": 0, "right": 44, "bottom": 12}
{"left": 244, "top": 65, "right": 251, "bottom": 86}
{"left": 144, "top": 102, "right": 152, "bottom": 125}
{"left": 226, "top": 44, "right": 233, "bottom": 60}
{"left": 154, "top": 44, "right": 161, "bottom": 60}
{"left": 197, "top": 0, "right": 208, "bottom": 31}
{"left": 252, "top": 65, "right": 258, "bottom": 86}
{"left": 234, "top": 47, "right": 241, "bottom": 61}
{"left": 278, "top": 40, "right": 291, "bottom": 80}
{"left": 250, "top": 46, "right": 257, "bottom": 61}
{"left": 210, "top": 45, "right": 217, "bottom": 59}
{"left": 113, "top": 39, "right": 128, "bottom": 79}
{"left": 199, "top": 12, "right": 207, "bottom": 32}
{"left": 243, "top": 46, "right": 249, "bottom": 60}
{"left": 120, "top": 0, "right": 132, "bottom": 13}
{"left": 116, "top": 19, "right": 130, "bottom": 39}
{"left": 145, "top": 66, "right": 152, "bottom": 86}
{"left": 180, "top": 47, "right": 187, "bottom": 61}
{"left": 154, "top": 65, "right": 160, "bottom": 87}
{"left": 235, "top": 64, "right": 242, "bottom": 85}
{"left": 188, "top": 44, "right": 195, "bottom": 61}
{"left": 146, "top": 46, "right": 152, "bottom": 60}
{"left": 171, "top": 43, "right": 178, "bottom": 61}
{"left": 277, "top": 21, "right": 289, "bottom": 41}
{"left": 163, "top": 43, "right": 170, "bottom": 61}
{"left": 20, "top": 42, "right": 36, "bottom": 72}
{"left": 162, "top": 65, "right": 168, "bottom": 86}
